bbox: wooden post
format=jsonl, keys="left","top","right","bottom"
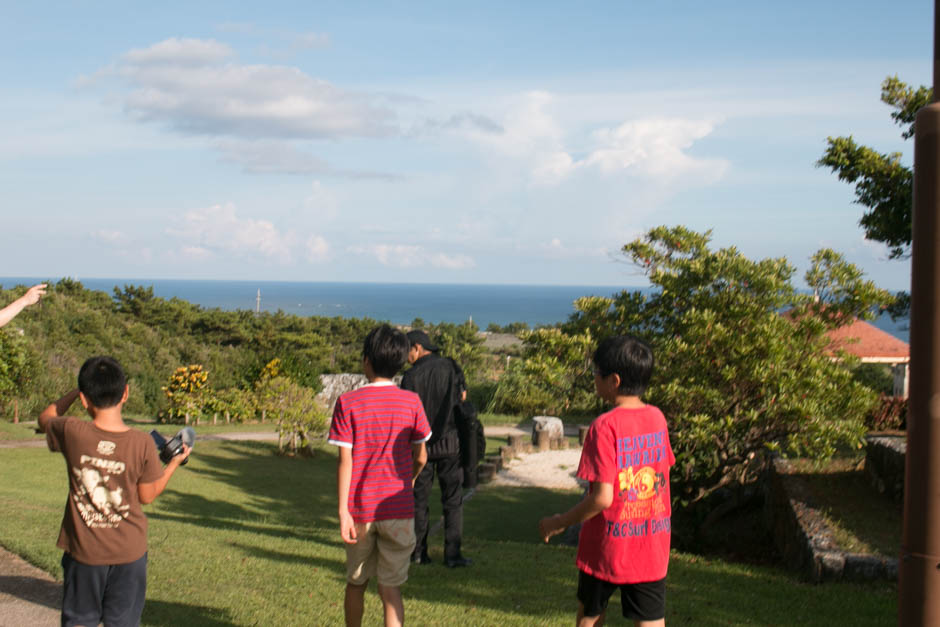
{"left": 213, "top": 412, "right": 218, "bottom": 425}
{"left": 536, "top": 426, "right": 550, "bottom": 452}
{"left": 185, "top": 413, "right": 190, "bottom": 425}
{"left": 13, "top": 399, "right": 18, "bottom": 424}
{"left": 225, "top": 410, "right": 231, "bottom": 424}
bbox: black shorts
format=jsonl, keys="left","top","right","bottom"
{"left": 61, "top": 552, "right": 148, "bottom": 627}
{"left": 577, "top": 570, "right": 666, "bottom": 621}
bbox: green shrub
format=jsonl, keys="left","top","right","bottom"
{"left": 852, "top": 363, "right": 894, "bottom": 395}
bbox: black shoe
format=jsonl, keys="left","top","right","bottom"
{"left": 411, "top": 553, "right": 432, "bottom": 565}
{"left": 444, "top": 555, "right": 472, "bottom": 568}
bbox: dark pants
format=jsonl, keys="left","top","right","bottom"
{"left": 61, "top": 552, "right": 147, "bottom": 627}
{"left": 413, "top": 454, "right": 463, "bottom": 560}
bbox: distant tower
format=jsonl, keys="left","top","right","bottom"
{"left": 256, "top": 289, "right": 261, "bottom": 314}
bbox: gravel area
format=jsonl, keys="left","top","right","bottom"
{"left": 490, "top": 448, "right": 585, "bottom": 491}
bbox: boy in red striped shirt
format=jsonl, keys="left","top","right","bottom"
{"left": 328, "top": 324, "right": 431, "bottom": 627}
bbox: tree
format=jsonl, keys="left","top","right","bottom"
{"left": 818, "top": 75, "right": 930, "bottom": 260}
{"left": 161, "top": 364, "right": 211, "bottom": 424}
{"left": 495, "top": 226, "right": 892, "bottom": 518}
{"left": 431, "top": 321, "right": 485, "bottom": 382}
{"left": 253, "top": 358, "right": 329, "bottom": 456}
{"left": 0, "top": 329, "right": 36, "bottom": 419}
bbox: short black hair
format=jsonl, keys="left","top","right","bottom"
{"left": 592, "top": 335, "right": 654, "bottom": 396}
{"left": 78, "top": 356, "right": 127, "bottom": 409}
{"left": 363, "top": 324, "right": 410, "bottom": 378}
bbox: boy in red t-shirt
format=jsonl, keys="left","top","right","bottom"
{"left": 539, "top": 335, "right": 674, "bottom": 627}
{"left": 328, "top": 324, "right": 431, "bottom": 627}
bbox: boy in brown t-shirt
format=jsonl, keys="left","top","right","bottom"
{"left": 38, "top": 356, "right": 191, "bottom": 627}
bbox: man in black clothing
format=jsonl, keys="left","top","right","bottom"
{"left": 401, "top": 330, "right": 472, "bottom": 568}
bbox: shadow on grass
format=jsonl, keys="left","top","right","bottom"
{"left": 143, "top": 599, "right": 235, "bottom": 626}
{"left": 150, "top": 440, "right": 338, "bottom": 537}
{"left": 464, "top": 484, "right": 580, "bottom": 543}
{"left": 666, "top": 553, "right": 896, "bottom": 625}
{"left": 227, "top": 541, "right": 345, "bottom": 576}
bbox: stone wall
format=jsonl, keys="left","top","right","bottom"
{"left": 865, "top": 435, "right": 906, "bottom": 503}
{"left": 764, "top": 457, "right": 897, "bottom": 583}
{"left": 316, "top": 373, "right": 403, "bottom": 413}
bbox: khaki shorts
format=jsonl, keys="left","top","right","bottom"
{"left": 345, "top": 518, "right": 416, "bottom": 587}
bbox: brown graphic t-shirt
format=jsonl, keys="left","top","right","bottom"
{"left": 46, "top": 417, "right": 163, "bottom": 565}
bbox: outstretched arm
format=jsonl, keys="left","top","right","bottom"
{"left": 138, "top": 445, "right": 191, "bottom": 504}
{"left": 538, "top": 481, "right": 614, "bottom": 543}
{"left": 0, "top": 284, "right": 46, "bottom": 328}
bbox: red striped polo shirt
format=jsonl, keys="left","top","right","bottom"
{"left": 328, "top": 381, "right": 432, "bottom": 522}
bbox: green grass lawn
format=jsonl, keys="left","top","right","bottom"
{"left": 789, "top": 457, "right": 901, "bottom": 557}
{"left": 0, "top": 440, "right": 896, "bottom": 625}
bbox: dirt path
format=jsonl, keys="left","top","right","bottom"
{"left": 0, "top": 547, "right": 60, "bottom": 626}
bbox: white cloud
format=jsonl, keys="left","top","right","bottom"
{"left": 214, "top": 138, "right": 401, "bottom": 178}
{"left": 304, "top": 181, "right": 339, "bottom": 220}
{"left": 215, "top": 139, "right": 331, "bottom": 174}
{"left": 348, "top": 244, "right": 475, "bottom": 269}
{"left": 122, "top": 38, "right": 233, "bottom": 67}
{"left": 583, "top": 118, "right": 728, "bottom": 181}
{"left": 428, "top": 253, "right": 475, "bottom": 269}
{"left": 166, "top": 203, "right": 333, "bottom": 266}
{"left": 91, "top": 229, "right": 125, "bottom": 243}
{"left": 305, "top": 235, "right": 330, "bottom": 262}
{"left": 94, "top": 38, "right": 395, "bottom": 140}
{"left": 292, "top": 32, "right": 330, "bottom": 50}
{"left": 168, "top": 203, "right": 298, "bottom": 263}
{"left": 181, "top": 246, "right": 212, "bottom": 260}
{"left": 460, "top": 90, "right": 728, "bottom": 186}
{"left": 537, "top": 238, "right": 609, "bottom": 260}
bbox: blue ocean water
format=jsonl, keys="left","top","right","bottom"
{"left": 0, "top": 277, "right": 909, "bottom": 341}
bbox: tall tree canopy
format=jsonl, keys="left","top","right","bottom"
{"left": 818, "top": 76, "right": 931, "bottom": 259}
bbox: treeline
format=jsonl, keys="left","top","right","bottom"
{"left": 0, "top": 279, "right": 488, "bottom": 422}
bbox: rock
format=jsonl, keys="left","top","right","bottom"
{"left": 532, "top": 416, "right": 564, "bottom": 442}
{"left": 316, "top": 373, "right": 402, "bottom": 414}
{"left": 843, "top": 554, "right": 885, "bottom": 581}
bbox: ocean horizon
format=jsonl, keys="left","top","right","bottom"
{"left": 0, "top": 276, "right": 910, "bottom": 341}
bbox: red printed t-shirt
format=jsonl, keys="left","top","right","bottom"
{"left": 46, "top": 417, "right": 163, "bottom": 566}
{"left": 328, "top": 382, "right": 431, "bottom": 523}
{"left": 576, "top": 405, "right": 675, "bottom": 584}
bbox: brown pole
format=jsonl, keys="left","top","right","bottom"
{"left": 900, "top": 1, "right": 940, "bottom": 623}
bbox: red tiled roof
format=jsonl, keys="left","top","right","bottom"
{"left": 825, "top": 319, "right": 909, "bottom": 361}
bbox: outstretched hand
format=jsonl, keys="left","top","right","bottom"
{"left": 0, "top": 283, "right": 47, "bottom": 328}
{"left": 538, "top": 514, "right": 565, "bottom": 543}
{"left": 21, "top": 284, "right": 47, "bottom": 307}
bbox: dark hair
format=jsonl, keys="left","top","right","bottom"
{"left": 363, "top": 324, "right": 410, "bottom": 378}
{"left": 592, "top": 335, "right": 654, "bottom": 396}
{"left": 78, "top": 356, "right": 127, "bottom": 409}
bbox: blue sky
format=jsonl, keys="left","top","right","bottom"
{"left": 0, "top": 1, "right": 930, "bottom": 290}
